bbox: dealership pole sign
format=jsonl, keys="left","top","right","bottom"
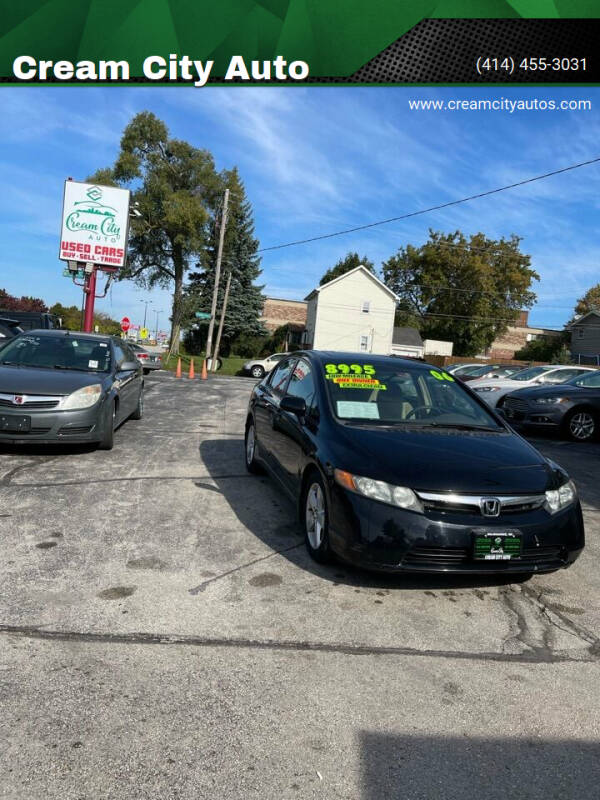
{"left": 59, "top": 180, "right": 131, "bottom": 271}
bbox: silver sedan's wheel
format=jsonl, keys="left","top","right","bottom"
{"left": 251, "top": 365, "right": 265, "bottom": 379}
{"left": 568, "top": 410, "right": 596, "bottom": 441}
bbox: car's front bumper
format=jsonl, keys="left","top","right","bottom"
{"left": 328, "top": 485, "right": 584, "bottom": 574}
{"left": 0, "top": 404, "right": 104, "bottom": 444}
{"left": 501, "top": 405, "right": 567, "bottom": 429}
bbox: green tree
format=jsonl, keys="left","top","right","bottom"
{"left": 88, "top": 111, "right": 220, "bottom": 350}
{"left": 574, "top": 284, "right": 600, "bottom": 317}
{"left": 383, "top": 231, "right": 539, "bottom": 357}
{"left": 515, "top": 331, "right": 570, "bottom": 363}
{"left": 49, "top": 303, "right": 121, "bottom": 334}
{"left": 319, "top": 252, "right": 375, "bottom": 286}
{"left": 184, "top": 168, "right": 266, "bottom": 354}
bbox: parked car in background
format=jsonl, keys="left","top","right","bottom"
{"left": 0, "top": 317, "right": 24, "bottom": 340}
{"left": 502, "top": 369, "right": 600, "bottom": 441}
{"left": 245, "top": 351, "right": 584, "bottom": 576}
{"left": 470, "top": 365, "right": 596, "bottom": 408}
{"left": 242, "top": 352, "right": 290, "bottom": 379}
{"left": 129, "top": 342, "right": 162, "bottom": 374}
{"left": 460, "top": 364, "right": 526, "bottom": 382}
{"left": 0, "top": 310, "right": 61, "bottom": 331}
{"left": 0, "top": 330, "right": 143, "bottom": 450}
{"left": 444, "top": 363, "right": 483, "bottom": 376}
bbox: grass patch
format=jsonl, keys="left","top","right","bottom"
{"left": 162, "top": 351, "right": 248, "bottom": 377}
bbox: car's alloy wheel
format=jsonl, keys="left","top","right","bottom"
{"left": 131, "top": 387, "right": 144, "bottom": 420}
{"left": 567, "top": 410, "right": 596, "bottom": 441}
{"left": 304, "top": 476, "right": 331, "bottom": 563}
{"left": 251, "top": 365, "right": 265, "bottom": 379}
{"left": 245, "top": 422, "right": 262, "bottom": 474}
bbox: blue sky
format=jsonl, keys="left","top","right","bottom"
{"left": 0, "top": 86, "right": 598, "bottom": 332}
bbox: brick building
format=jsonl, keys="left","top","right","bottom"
{"left": 261, "top": 297, "right": 307, "bottom": 345}
{"left": 483, "top": 311, "right": 559, "bottom": 359}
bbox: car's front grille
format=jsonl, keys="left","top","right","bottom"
{"left": 504, "top": 397, "right": 530, "bottom": 414}
{"left": 0, "top": 427, "right": 51, "bottom": 435}
{"left": 402, "top": 544, "right": 567, "bottom": 569}
{"left": 0, "top": 393, "right": 61, "bottom": 409}
{"left": 417, "top": 492, "right": 546, "bottom": 517}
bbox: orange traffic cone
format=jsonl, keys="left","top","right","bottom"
{"left": 175, "top": 357, "right": 182, "bottom": 378}
{"left": 188, "top": 358, "right": 195, "bottom": 379}
{"left": 201, "top": 359, "right": 208, "bottom": 380}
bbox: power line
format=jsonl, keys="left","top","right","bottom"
{"left": 258, "top": 156, "right": 600, "bottom": 253}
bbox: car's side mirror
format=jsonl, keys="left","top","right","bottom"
{"left": 119, "top": 360, "right": 139, "bottom": 372}
{"left": 280, "top": 395, "right": 306, "bottom": 416}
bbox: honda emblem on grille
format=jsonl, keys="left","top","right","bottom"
{"left": 480, "top": 497, "right": 501, "bottom": 517}
{"left": 13, "top": 395, "right": 25, "bottom": 405}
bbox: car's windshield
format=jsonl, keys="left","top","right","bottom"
{"left": 468, "top": 365, "right": 496, "bottom": 377}
{"left": 0, "top": 334, "right": 112, "bottom": 372}
{"left": 510, "top": 366, "right": 553, "bottom": 381}
{"left": 324, "top": 361, "right": 502, "bottom": 429}
{"left": 570, "top": 371, "right": 600, "bottom": 388}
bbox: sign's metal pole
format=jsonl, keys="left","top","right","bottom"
{"left": 82, "top": 266, "right": 97, "bottom": 332}
{"left": 205, "top": 188, "right": 229, "bottom": 365}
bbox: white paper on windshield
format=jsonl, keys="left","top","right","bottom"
{"left": 88, "top": 360, "right": 98, "bottom": 368}
{"left": 336, "top": 401, "right": 380, "bottom": 419}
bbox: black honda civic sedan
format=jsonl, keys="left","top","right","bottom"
{"left": 244, "top": 351, "right": 584, "bottom": 575}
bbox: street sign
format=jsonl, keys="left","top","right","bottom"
{"left": 139, "top": 327, "right": 149, "bottom": 339}
{"left": 195, "top": 311, "right": 211, "bottom": 319}
{"left": 59, "top": 180, "right": 131, "bottom": 271}
{"left": 121, "top": 317, "right": 130, "bottom": 332}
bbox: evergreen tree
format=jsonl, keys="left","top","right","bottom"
{"left": 319, "top": 252, "right": 375, "bottom": 286}
{"left": 184, "top": 168, "right": 266, "bottom": 353}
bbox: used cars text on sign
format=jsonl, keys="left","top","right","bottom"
{"left": 59, "top": 180, "right": 130, "bottom": 270}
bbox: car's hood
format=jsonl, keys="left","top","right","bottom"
{"left": 506, "top": 385, "right": 589, "bottom": 400}
{"left": 333, "top": 424, "right": 557, "bottom": 494}
{"left": 0, "top": 366, "right": 106, "bottom": 395}
{"left": 468, "top": 377, "right": 534, "bottom": 390}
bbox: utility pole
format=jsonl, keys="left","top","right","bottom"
{"left": 153, "top": 308, "right": 163, "bottom": 340}
{"left": 211, "top": 272, "right": 231, "bottom": 372}
{"left": 204, "top": 188, "right": 229, "bottom": 367}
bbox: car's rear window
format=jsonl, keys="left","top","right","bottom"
{"left": 0, "top": 334, "right": 112, "bottom": 372}
{"left": 323, "top": 360, "right": 501, "bottom": 428}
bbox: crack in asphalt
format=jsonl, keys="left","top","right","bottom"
{"left": 498, "top": 584, "right": 599, "bottom": 658}
{"left": 188, "top": 542, "right": 304, "bottom": 595}
{"left": 6, "top": 473, "right": 253, "bottom": 488}
{"left": 0, "top": 457, "right": 59, "bottom": 486}
{"left": 1, "top": 623, "right": 597, "bottom": 664}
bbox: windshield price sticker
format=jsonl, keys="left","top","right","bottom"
{"left": 430, "top": 369, "right": 454, "bottom": 382}
{"left": 325, "top": 363, "right": 376, "bottom": 377}
{"left": 333, "top": 376, "right": 387, "bottom": 390}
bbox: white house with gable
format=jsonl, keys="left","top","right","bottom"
{"left": 303, "top": 265, "right": 398, "bottom": 353}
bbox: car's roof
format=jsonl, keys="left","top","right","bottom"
{"left": 299, "top": 350, "right": 433, "bottom": 370}
{"left": 20, "top": 329, "right": 113, "bottom": 342}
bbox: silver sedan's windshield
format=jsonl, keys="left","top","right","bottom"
{"left": 0, "top": 334, "right": 112, "bottom": 372}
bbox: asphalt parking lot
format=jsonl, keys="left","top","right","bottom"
{"left": 1, "top": 372, "right": 600, "bottom": 799}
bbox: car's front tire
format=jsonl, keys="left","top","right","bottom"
{"left": 98, "top": 400, "right": 116, "bottom": 450}
{"left": 303, "top": 472, "right": 332, "bottom": 563}
{"left": 245, "top": 421, "right": 263, "bottom": 474}
{"left": 131, "top": 386, "right": 144, "bottom": 420}
{"left": 563, "top": 408, "right": 597, "bottom": 442}
{"left": 251, "top": 365, "right": 265, "bottom": 379}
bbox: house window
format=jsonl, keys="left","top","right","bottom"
{"left": 359, "top": 335, "right": 369, "bottom": 352}
{"left": 578, "top": 328, "right": 585, "bottom": 339}
{"left": 361, "top": 300, "right": 370, "bottom": 314}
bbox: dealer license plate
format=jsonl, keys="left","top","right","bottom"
{"left": 0, "top": 415, "right": 31, "bottom": 433}
{"left": 473, "top": 530, "right": 522, "bottom": 561}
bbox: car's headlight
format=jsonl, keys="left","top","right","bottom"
{"left": 334, "top": 469, "right": 423, "bottom": 512}
{"left": 474, "top": 386, "right": 502, "bottom": 393}
{"left": 534, "top": 396, "right": 567, "bottom": 405}
{"left": 544, "top": 479, "right": 577, "bottom": 514}
{"left": 60, "top": 384, "right": 102, "bottom": 410}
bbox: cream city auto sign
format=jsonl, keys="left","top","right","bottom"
{"left": 59, "top": 181, "right": 130, "bottom": 269}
